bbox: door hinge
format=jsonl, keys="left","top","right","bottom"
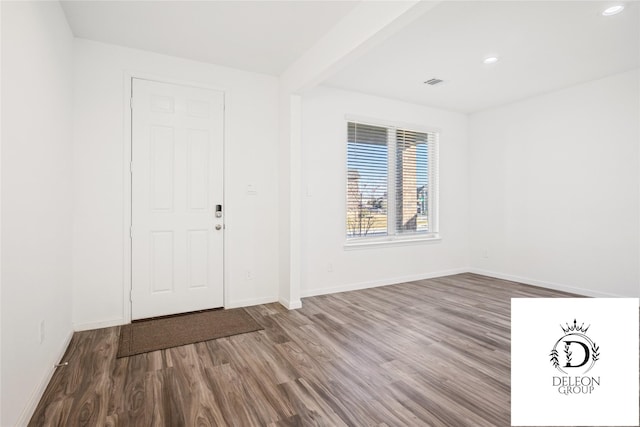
{"left": 129, "top": 226, "right": 133, "bottom": 239}
{"left": 129, "top": 290, "right": 133, "bottom": 302}
{"left": 130, "top": 97, "right": 134, "bottom": 110}
{"left": 129, "top": 161, "right": 133, "bottom": 173}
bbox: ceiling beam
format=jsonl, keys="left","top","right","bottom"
{"left": 281, "top": 0, "right": 441, "bottom": 93}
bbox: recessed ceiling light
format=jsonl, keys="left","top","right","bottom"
{"left": 483, "top": 56, "right": 499, "bottom": 65}
{"left": 602, "top": 4, "right": 624, "bottom": 16}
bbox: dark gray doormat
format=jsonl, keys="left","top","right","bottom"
{"left": 117, "top": 308, "right": 263, "bottom": 357}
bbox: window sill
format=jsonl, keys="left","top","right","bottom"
{"left": 344, "top": 234, "right": 441, "bottom": 250}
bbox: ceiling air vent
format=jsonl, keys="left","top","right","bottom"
{"left": 424, "top": 78, "right": 443, "bottom": 86}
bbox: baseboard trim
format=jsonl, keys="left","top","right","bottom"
{"left": 226, "top": 296, "right": 279, "bottom": 309}
{"left": 73, "top": 268, "right": 633, "bottom": 331}
{"left": 15, "top": 329, "right": 74, "bottom": 426}
{"left": 73, "top": 317, "right": 125, "bottom": 331}
{"left": 300, "top": 268, "right": 468, "bottom": 298}
{"left": 468, "top": 268, "right": 629, "bottom": 298}
{"left": 74, "top": 298, "right": 281, "bottom": 330}
{"left": 278, "top": 298, "right": 303, "bottom": 310}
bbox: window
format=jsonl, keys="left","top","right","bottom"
{"left": 346, "top": 121, "right": 439, "bottom": 242}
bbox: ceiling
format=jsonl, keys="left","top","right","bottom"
{"left": 60, "top": 1, "right": 638, "bottom": 113}
{"left": 60, "top": 0, "right": 359, "bottom": 75}
{"left": 325, "top": 1, "right": 640, "bottom": 113}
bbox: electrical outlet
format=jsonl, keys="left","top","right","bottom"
{"left": 246, "top": 270, "right": 253, "bottom": 280}
{"left": 482, "top": 249, "right": 490, "bottom": 259}
{"left": 39, "top": 320, "right": 45, "bottom": 344}
{"left": 327, "top": 263, "right": 333, "bottom": 273}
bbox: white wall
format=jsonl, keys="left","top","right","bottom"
{"left": 300, "top": 86, "right": 469, "bottom": 296}
{"left": 469, "top": 69, "right": 640, "bottom": 297}
{"left": 72, "top": 39, "right": 280, "bottom": 330}
{"left": 1, "top": 2, "right": 74, "bottom": 425}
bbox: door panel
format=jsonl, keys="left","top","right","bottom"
{"left": 150, "top": 126, "right": 175, "bottom": 212}
{"left": 187, "top": 129, "right": 209, "bottom": 211}
{"left": 131, "top": 78, "right": 224, "bottom": 320}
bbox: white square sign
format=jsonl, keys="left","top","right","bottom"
{"left": 511, "top": 298, "right": 639, "bottom": 426}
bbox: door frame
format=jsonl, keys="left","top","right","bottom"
{"left": 122, "top": 71, "right": 229, "bottom": 324}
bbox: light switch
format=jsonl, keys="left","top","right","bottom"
{"left": 247, "top": 183, "right": 257, "bottom": 195}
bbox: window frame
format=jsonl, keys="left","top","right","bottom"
{"left": 344, "top": 115, "right": 440, "bottom": 248}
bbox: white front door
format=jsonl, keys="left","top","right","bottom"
{"left": 131, "top": 78, "right": 224, "bottom": 320}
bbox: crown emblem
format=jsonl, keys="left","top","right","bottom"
{"left": 550, "top": 318, "right": 599, "bottom": 375}
{"left": 560, "top": 319, "right": 590, "bottom": 334}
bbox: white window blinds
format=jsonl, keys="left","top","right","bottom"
{"left": 395, "top": 128, "right": 438, "bottom": 235}
{"left": 346, "top": 121, "right": 439, "bottom": 240}
{"left": 347, "top": 122, "right": 388, "bottom": 237}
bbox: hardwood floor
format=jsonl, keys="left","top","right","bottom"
{"left": 29, "top": 273, "right": 578, "bottom": 426}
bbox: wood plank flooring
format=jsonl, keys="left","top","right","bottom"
{"left": 29, "top": 273, "right": 579, "bottom": 426}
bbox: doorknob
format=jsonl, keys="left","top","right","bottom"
{"left": 215, "top": 224, "right": 222, "bottom": 230}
